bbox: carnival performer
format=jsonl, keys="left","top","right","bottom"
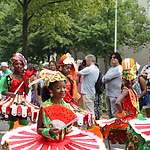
{"left": 115, "top": 58, "right": 139, "bottom": 122}
{"left": 0, "top": 53, "right": 39, "bottom": 130}
{"left": 58, "top": 53, "right": 94, "bottom": 128}
{"left": 96, "top": 58, "right": 140, "bottom": 146}
{"left": 58, "top": 53, "right": 80, "bottom": 103}
{"left": 1, "top": 70, "right": 106, "bottom": 150}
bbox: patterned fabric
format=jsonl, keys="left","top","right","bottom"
{"left": 1, "top": 124, "right": 106, "bottom": 150}
{"left": 11, "top": 53, "right": 27, "bottom": 66}
{"left": 127, "top": 119, "right": 150, "bottom": 150}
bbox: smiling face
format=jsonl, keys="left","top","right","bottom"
{"left": 51, "top": 80, "right": 67, "bottom": 99}
{"left": 49, "top": 62, "right": 57, "bottom": 71}
{"left": 13, "top": 60, "right": 24, "bottom": 73}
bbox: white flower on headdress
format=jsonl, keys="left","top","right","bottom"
{"left": 63, "top": 53, "right": 76, "bottom": 70}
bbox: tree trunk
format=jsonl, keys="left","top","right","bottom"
{"left": 22, "top": 0, "right": 28, "bottom": 59}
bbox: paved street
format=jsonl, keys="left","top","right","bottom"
{"left": 0, "top": 120, "right": 125, "bottom": 150}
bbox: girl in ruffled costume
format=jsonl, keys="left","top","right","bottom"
{"left": 96, "top": 58, "right": 140, "bottom": 146}
{"left": 1, "top": 70, "right": 106, "bottom": 150}
{"left": 58, "top": 53, "right": 94, "bottom": 127}
{"left": 0, "top": 53, "right": 39, "bottom": 130}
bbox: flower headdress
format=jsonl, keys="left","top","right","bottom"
{"left": 58, "top": 53, "right": 76, "bottom": 79}
{"left": 122, "top": 58, "right": 137, "bottom": 81}
{"left": 29, "top": 70, "right": 66, "bottom": 87}
{"left": 12, "top": 53, "right": 27, "bottom": 67}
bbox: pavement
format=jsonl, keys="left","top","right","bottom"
{"left": 0, "top": 120, "right": 125, "bottom": 150}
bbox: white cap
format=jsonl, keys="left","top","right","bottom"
{"left": 1, "top": 62, "right": 8, "bottom": 67}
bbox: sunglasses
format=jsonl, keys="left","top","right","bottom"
{"left": 111, "top": 57, "right": 117, "bottom": 59}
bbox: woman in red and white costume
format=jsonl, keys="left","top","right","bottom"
{"left": 58, "top": 53, "right": 94, "bottom": 128}
{"left": 0, "top": 53, "right": 39, "bottom": 130}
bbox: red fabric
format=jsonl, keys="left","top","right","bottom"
{"left": 21, "top": 69, "right": 37, "bottom": 87}
{"left": 141, "top": 131, "right": 150, "bottom": 136}
{"left": 63, "top": 85, "right": 72, "bottom": 103}
{"left": 121, "top": 95, "right": 137, "bottom": 122}
{"left": 9, "top": 79, "right": 25, "bottom": 92}
{"left": 135, "top": 126, "right": 150, "bottom": 130}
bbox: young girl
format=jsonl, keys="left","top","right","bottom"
{"left": 1, "top": 70, "right": 106, "bottom": 150}
{"left": 115, "top": 58, "right": 139, "bottom": 122}
{"left": 37, "top": 71, "right": 72, "bottom": 141}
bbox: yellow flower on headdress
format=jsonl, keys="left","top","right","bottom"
{"left": 122, "top": 58, "right": 137, "bottom": 81}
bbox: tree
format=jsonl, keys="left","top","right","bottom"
{"left": 73, "top": 0, "right": 150, "bottom": 71}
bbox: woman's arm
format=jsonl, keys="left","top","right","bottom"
{"left": 139, "top": 76, "right": 147, "bottom": 98}
{"left": 37, "top": 108, "right": 43, "bottom": 135}
{"left": 115, "top": 88, "right": 129, "bottom": 112}
{"left": 1, "top": 91, "right": 15, "bottom": 97}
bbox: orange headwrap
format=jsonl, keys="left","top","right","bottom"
{"left": 58, "top": 53, "right": 76, "bottom": 80}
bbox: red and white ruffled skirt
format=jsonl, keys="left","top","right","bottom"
{"left": 1, "top": 124, "right": 106, "bottom": 150}
{"left": 0, "top": 95, "right": 40, "bottom": 122}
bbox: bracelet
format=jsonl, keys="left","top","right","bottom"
{"left": 42, "top": 128, "right": 51, "bottom": 138}
{"left": 115, "top": 111, "right": 126, "bottom": 119}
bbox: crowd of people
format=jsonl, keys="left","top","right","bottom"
{"left": 0, "top": 52, "right": 150, "bottom": 149}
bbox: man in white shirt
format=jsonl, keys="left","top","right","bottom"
{"left": 77, "top": 54, "right": 99, "bottom": 118}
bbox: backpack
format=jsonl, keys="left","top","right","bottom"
{"left": 95, "top": 71, "right": 105, "bottom": 94}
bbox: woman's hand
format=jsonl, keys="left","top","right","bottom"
{"left": 125, "top": 110, "right": 134, "bottom": 116}
{"left": 49, "top": 128, "right": 61, "bottom": 135}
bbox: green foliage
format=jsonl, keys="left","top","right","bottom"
{"left": 0, "top": 0, "right": 150, "bottom": 64}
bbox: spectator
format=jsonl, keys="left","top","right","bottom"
{"left": 77, "top": 54, "right": 99, "bottom": 118}
{"left": 140, "top": 54, "right": 150, "bottom": 118}
{"left": 1, "top": 62, "right": 12, "bottom": 78}
{"left": 102, "top": 52, "right": 122, "bottom": 118}
{"left": 49, "top": 60, "right": 58, "bottom": 71}
{"left": 133, "top": 71, "right": 147, "bottom": 111}
{"left": 76, "top": 60, "right": 86, "bottom": 106}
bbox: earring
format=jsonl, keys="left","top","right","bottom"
{"left": 49, "top": 90, "right": 54, "bottom": 97}
{"left": 59, "top": 66, "right": 62, "bottom": 71}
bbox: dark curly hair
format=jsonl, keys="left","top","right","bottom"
{"left": 109, "top": 52, "right": 122, "bottom": 65}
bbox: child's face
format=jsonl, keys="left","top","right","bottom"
{"left": 124, "top": 79, "right": 135, "bottom": 88}
{"left": 51, "top": 81, "right": 67, "bottom": 99}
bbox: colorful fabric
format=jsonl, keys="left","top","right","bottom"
{"left": 1, "top": 124, "right": 106, "bottom": 150}
{"left": 11, "top": 53, "right": 27, "bottom": 66}
{"left": 122, "top": 58, "right": 137, "bottom": 81}
{"left": 127, "top": 118, "right": 150, "bottom": 150}
{"left": 121, "top": 86, "right": 139, "bottom": 122}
